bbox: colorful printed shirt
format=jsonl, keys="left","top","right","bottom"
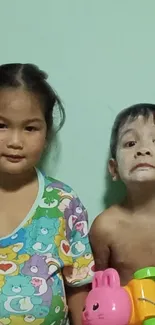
{"left": 0, "top": 169, "right": 94, "bottom": 325}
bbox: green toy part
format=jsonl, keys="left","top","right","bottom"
{"left": 134, "top": 267, "right": 155, "bottom": 280}
{"left": 143, "top": 318, "right": 155, "bottom": 325}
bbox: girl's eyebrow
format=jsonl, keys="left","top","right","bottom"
{"left": 24, "top": 118, "right": 44, "bottom": 123}
{"left": 0, "top": 116, "right": 44, "bottom": 124}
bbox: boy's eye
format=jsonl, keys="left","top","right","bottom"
{"left": 93, "top": 303, "right": 99, "bottom": 311}
{"left": 25, "top": 126, "right": 38, "bottom": 132}
{"left": 0, "top": 123, "right": 7, "bottom": 129}
{"left": 125, "top": 140, "right": 136, "bottom": 147}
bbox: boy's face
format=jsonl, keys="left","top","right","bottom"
{"left": 109, "top": 114, "right": 155, "bottom": 184}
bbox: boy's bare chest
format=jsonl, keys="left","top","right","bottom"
{"left": 110, "top": 220, "right": 155, "bottom": 285}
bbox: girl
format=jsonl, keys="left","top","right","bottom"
{"left": 0, "top": 64, "right": 94, "bottom": 325}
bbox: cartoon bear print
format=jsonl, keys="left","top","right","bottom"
{"left": 21, "top": 254, "right": 53, "bottom": 306}
{"left": 25, "top": 217, "right": 60, "bottom": 256}
{"left": 0, "top": 274, "right": 49, "bottom": 318}
{"left": 0, "top": 243, "right": 29, "bottom": 288}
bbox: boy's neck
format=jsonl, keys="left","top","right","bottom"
{"left": 125, "top": 182, "right": 155, "bottom": 216}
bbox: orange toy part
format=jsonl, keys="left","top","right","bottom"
{"left": 124, "top": 278, "right": 155, "bottom": 325}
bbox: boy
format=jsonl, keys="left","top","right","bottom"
{"left": 90, "top": 103, "right": 155, "bottom": 285}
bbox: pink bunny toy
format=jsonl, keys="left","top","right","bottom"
{"left": 82, "top": 268, "right": 132, "bottom": 325}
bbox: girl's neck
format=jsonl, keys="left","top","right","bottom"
{"left": 0, "top": 168, "right": 37, "bottom": 192}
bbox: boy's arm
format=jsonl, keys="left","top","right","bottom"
{"left": 89, "top": 212, "right": 111, "bottom": 270}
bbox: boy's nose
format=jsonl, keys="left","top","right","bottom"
{"left": 135, "top": 148, "right": 152, "bottom": 158}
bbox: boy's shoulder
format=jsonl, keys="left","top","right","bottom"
{"left": 90, "top": 204, "right": 125, "bottom": 238}
{"left": 93, "top": 204, "right": 123, "bottom": 224}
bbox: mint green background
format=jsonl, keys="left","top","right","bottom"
{"left": 0, "top": 1, "right": 155, "bottom": 223}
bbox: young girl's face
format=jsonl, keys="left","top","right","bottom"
{"left": 0, "top": 87, "right": 47, "bottom": 175}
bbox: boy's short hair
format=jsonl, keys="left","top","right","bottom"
{"left": 110, "top": 103, "right": 155, "bottom": 159}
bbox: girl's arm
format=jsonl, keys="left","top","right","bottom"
{"left": 66, "top": 285, "right": 90, "bottom": 325}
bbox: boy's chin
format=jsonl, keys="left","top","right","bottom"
{"left": 125, "top": 169, "right": 155, "bottom": 184}
{"left": 125, "top": 177, "right": 155, "bottom": 185}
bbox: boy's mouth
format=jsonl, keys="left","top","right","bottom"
{"left": 131, "top": 163, "right": 155, "bottom": 172}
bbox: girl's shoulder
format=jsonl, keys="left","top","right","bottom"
{"left": 38, "top": 169, "right": 86, "bottom": 210}
{"left": 43, "top": 173, "right": 75, "bottom": 196}
{"left": 38, "top": 170, "right": 77, "bottom": 197}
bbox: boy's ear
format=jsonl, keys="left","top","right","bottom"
{"left": 108, "top": 158, "right": 119, "bottom": 181}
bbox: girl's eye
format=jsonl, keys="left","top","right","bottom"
{"left": 0, "top": 123, "right": 7, "bottom": 129}
{"left": 125, "top": 141, "right": 136, "bottom": 147}
{"left": 153, "top": 139, "right": 155, "bottom": 143}
{"left": 25, "top": 126, "right": 38, "bottom": 132}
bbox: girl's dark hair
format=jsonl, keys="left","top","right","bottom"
{"left": 110, "top": 103, "right": 155, "bottom": 159}
{"left": 0, "top": 63, "right": 65, "bottom": 137}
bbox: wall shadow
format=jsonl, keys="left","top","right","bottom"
{"left": 38, "top": 132, "right": 62, "bottom": 177}
{"left": 102, "top": 152, "right": 126, "bottom": 209}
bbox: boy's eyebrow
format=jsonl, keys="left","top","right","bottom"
{"left": 119, "top": 128, "right": 135, "bottom": 140}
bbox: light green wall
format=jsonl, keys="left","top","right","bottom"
{"left": 0, "top": 0, "right": 155, "bottom": 223}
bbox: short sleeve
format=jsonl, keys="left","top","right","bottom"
{"left": 62, "top": 193, "right": 95, "bottom": 287}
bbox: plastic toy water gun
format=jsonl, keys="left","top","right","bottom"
{"left": 82, "top": 267, "right": 155, "bottom": 325}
